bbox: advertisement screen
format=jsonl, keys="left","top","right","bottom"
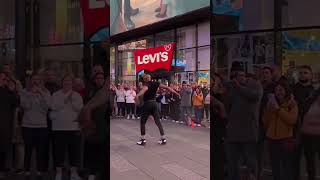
{"left": 110, "top": 0, "right": 209, "bottom": 35}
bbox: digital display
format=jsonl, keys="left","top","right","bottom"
{"left": 110, "top": 0, "right": 209, "bottom": 35}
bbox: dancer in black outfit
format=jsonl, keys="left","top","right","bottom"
{"left": 135, "top": 74, "right": 180, "bottom": 145}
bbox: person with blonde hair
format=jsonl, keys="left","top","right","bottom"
{"left": 50, "top": 74, "right": 83, "bottom": 180}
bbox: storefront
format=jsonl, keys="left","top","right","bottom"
{"left": 110, "top": 0, "right": 210, "bottom": 85}
{"left": 212, "top": 0, "right": 320, "bottom": 87}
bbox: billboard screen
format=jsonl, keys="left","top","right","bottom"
{"left": 110, "top": 0, "right": 209, "bottom": 35}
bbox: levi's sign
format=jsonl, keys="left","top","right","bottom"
{"left": 134, "top": 43, "right": 176, "bottom": 73}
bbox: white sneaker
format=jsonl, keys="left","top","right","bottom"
{"left": 175, "top": 121, "right": 179, "bottom": 123}
{"left": 180, "top": 121, "right": 184, "bottom": 124}
{"left": 55, "top": 173, "right": 62, "bottom": 180}
{"left": 197, "top": 124, "right": 201, "bottom": 127}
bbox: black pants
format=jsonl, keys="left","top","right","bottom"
{"left": 22, "top": 127, "right": 48, "bottom": 172}
{"left": 117, "top": 102, "right": 125, "bottom": 116}
{"left": 161, "top": 104, "right": 169, "bottom": 118}
{"left": 126, "top": 103, "right": 135, "bottom": 115}
{"left": 169, "top": 103, "right": 180, "bottom": 121}
{"left": 53, "top": 131, "right": 81, "bottom": 168}
{"left": 204, "top": 104, "right": 210, "bottom": 119}
{"left": 136, "top": 106, "right": 142, "bottom": 117}
{"left": 301, "top": 134, "right": 320, "bottom": 180}
{"left": 141, "top": 101, "right": 164, "bottom": 136}
{"left": 84, "top": 140, "right": 107, "bottom": 176}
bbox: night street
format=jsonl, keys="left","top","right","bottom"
{"left": 110, "top": 118, "right": 210, "bottom": 180}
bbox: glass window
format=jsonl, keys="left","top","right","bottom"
{"left": 282, "top": 29, "right": 320, "bottom": 87}
{"left": 213, "top": 0, "right": 274, "bottom": 33}
{"left": 39, "top": 0, "right": 83, "bottom": 44}
{"left": 0, "top": 40, "right": 15, "bottom": 65}
{"left": 0, "top": 0, "right": 15, "bottom": 39}
{"left": 110, "top": 46, "right": 116, "bottom": 81}
{"left": 177, "top": 48, "right": 196, "bottom": 72}
{"left": 198, "top": 21, "right": 210, "bottom": 46}
{"left": 198, "top": 46, "right": 210, "bottom": 70}
{"left": 213, "top": 32, "right": 274, "bottom": 79}
{"left": 282, "top": 0, "right": 320, "bottom": 28}
{"left": 121, "top": 58, "right": 136, "bottom": 76}
{"left": 177, "top": 25, "right": 196, "bottom": 49}
{"left": 155, "top": 30, "right": 175, "bottom": 46}
{"left": 39, "top": 45, "right": 84, "bottom": 77}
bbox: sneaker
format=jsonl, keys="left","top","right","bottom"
{"left": 197, "top": 124, "right": 201, "bottom": 127}
{"left": 127, "top": 115, "right": 130, "bottom": 119}
{"left": 175, "top": 121, "right": 179, "bottom": 123}
{"left": 136, "top": 139, "right": 146, "bottom": 146}
{"left": 158, "top": 138, "right": 167, "bottom": 145}
{"left": 180, "top": 121, "right": 184, "bottom": 124}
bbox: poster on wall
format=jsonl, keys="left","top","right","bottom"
{"left": 134, "top": 43, "right": 176, "bottom": 73}
{"left": 81, "top": 0, "right": 110, "bottom": 41}
{"left": 110, "top": 0, "right": 209, "bottom": 35}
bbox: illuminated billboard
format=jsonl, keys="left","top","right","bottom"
{"left": 110, "top": 0, "right": 209, "bottom": 35}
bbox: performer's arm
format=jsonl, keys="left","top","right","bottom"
{"left": 159, "top": 84, "right": 180, "bottom": 98}
{"left": 136, "top": 86, "right": 148, "bottom": 97}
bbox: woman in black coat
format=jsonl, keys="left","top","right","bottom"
{"left": 0, "top": 72, "right": 19, "bottom": 176}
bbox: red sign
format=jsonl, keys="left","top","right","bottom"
{"left": 134, "top": 43, "right": 176, "bottom": 73}
{"left": 81, "top": 0, "right": 109, "bottom": 39}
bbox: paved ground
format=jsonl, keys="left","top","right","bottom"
{"left": 110, "top": 118, "right": 210, "bottom": 180}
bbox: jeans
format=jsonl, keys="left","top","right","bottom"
{"left": 301, "top": 134, "right": 320, "bottom": 180}
{"left": 117, "top": 102, "right": 125, "bottom": 116}
{"left": 22, "top": 127, "right": 49, "bottom": 172}
{"left": 126, "top": 103, "right": 135, "bottom": 116}
{"left": 268, "top": 139, "right": 295, "bottom": 180}
{"left": 141, "top": 101, "right": 164, "bottom": 136}
{"left": 53, "top": 131, "right": 81, "bottom": 168}
{"left": 194, "top": 106, "right": 203, "bottom": 124}
{"left": 161, "top": 104, "right": 169, "bottom": 118}
{"left": 204, "top": 104, "right": 210, "bottom": 119}
{"left": 225, "top": 142, "right": 258, "bottom": 180}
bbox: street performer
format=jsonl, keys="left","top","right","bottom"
{"left": 134, "top": 74, "right": 180, "bottom": 146}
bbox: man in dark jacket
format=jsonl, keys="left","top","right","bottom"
{"left": 225, "top": 69, "right": 263, "bottom": 180}
{"left": 292, "top": 65, "right": 314, "bottom": 180}
{"left": 0, "top": 72, "right": 19, "bottom": 178}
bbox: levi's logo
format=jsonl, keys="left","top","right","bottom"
{"left": 137, "top": 52, "right": 169, "bottom": 65}
{"left": 134, "top": 43, "right": 176, "bottom": 73}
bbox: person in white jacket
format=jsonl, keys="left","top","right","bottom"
{"left": 50, "top": 74, "right": 83, "bottom": 180}
{"left": 125, "top": 85, "right": 136, "bottom": 119}
{"left": 19, "top": 73, "right": 51, "bottom": 179}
